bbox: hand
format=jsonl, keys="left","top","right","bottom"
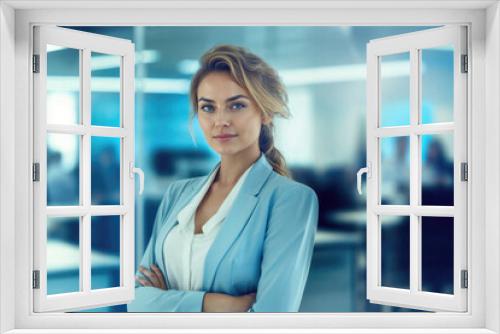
{"left": 202, "top": 292, "right": 256, "bottom": 312}
{"left": 232, "top": 292, "right": 256, "bottom": 312}
{"left": 136, "top": 264, "right": 168, "bottom": 290}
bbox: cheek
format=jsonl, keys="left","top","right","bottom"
{"left": 241, "top": 114, "right": 263, "bottom": 139}
{"left": 197, "top": 115, "right": 211, "bottom": 132}
{"left": 249, "top": 122, "right": 262, "bottom": 140}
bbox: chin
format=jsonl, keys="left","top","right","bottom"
{"left": 212, "top": 145, "right": 245, "bottom": 157}
{"left": 215, "top": 148, "right": 241, "bottom": 156}
{"left": 209, "top": 140, "right": 258, "bottom": 158}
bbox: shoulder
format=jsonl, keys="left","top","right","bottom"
{"left": 157, "top": 176, "right": 205, "bottom": 208}
{"left": 263, "top": 171, "right": 319, "bottom": 206}
{"left": 259, "top": 172, "right": 319, "bottom": 231}
{"left": 268, "top": 172, "right": 318, "bottom": 198}
{"left": 166, "top": 176, "right": 204, "bottom": 196}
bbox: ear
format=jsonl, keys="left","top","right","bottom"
{"left": 261, "top": 114, "right": 272, "bottom": 125}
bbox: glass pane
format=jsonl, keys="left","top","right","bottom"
{"left": 421, "top": 217, "right": 454, "bottom": 294}
{"left": 47, "top": 216, "right": 80, "bottom": 295}
{"left": 380, "top": 52, "right": 410, "bottom": 127}
{"left": 91, "top": 137, "right": 121, "bottom": 205}
{"left": 47, "top": 133, "right": 80, "bottom": 206}
{"left": 46, "top": 45, "right": 80, "bottom": 125}
{"left": 421, "top": 133, "right": 454, "bottom": 206}
{"left": 91, "top": 52, "right": 121, "bottom": 127}
{"left": 381, "top": 215, "right": 410, "bottom": 289}
{"left": 91, "top": 216, "right": 121, "bottom": 290}
{"left": 380, "top": 136, "right": 410, "bottom": 205}
{"left": 421, "top": 46, "right": 454, "bottom": 124}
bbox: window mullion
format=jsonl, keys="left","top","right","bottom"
{"left": 80, "top": 215, "right": 91, "bottom": 292}
{"left": 81, "top": 48, "right": 91, "bottom": 293}
{"left": 409, "top": 48, "right": 420, "bottom": 294}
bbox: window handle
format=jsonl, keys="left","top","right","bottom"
{"left": 357, "top": 162, "right": 371, "bottom": 195}
{"left": 129, "top": 162, "right": 144, "bottom": 195}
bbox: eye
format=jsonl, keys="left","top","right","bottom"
{"left": 200, "top": 104, "right": 214, "bottom": 113}
{"left": 230, "top": 102, "right": 246, "bottom": 110}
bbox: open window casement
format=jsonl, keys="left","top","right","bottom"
{"left": 359, "top": 25, "right": 468, "bottom": 312}
{"left": 33, "top": 26, "right": 141, "bottom": 312}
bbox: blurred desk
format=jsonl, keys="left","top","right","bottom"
{"left": 301, "top": 228, "right": 363, "bottom": 312}
{"left": 327, "top": 210, "right": 403, "bottom": 229}
{"left": 321, "top": 209, "right": 397, "bottom": 311}
{"left": 47, "top": 240, "right": 121, "bottom": 312}
{"left": 47, "top": 240, "right": 119, "bottom": 273}
{"left": 324, "top": 209, "right": 408, "bottom": 311}
{"left": 314, "top": 229, "right": 362, "bottom": 246}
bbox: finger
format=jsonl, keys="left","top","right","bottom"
{"left": 136, "top": 276, "right": 151, "bottom": 287}
{"left": 150, "top": 264, "right": 166, "bottom": 289}
{"left": 139, "top": 266, "right": 156, "bottom": 284}
{"left": 139, "top": 266, "right": 160, "bottom": 287}
{"left": 150, "top": 264, "right": 167, "bottom": 290}
{"left": 137, "top": 267, "right": 153, "bottom": 286}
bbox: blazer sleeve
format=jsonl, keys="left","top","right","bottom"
{"left": 127, "top": 182, "right": 207, "bottom": 312}
{"left": 248, "top": 183, "right": 319, "bottom": 312}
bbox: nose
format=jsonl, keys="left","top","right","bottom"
{"left": 214, "top": 109, "right": 231, "bottom": 127}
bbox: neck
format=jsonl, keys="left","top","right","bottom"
{"left": 216, "top": 145, "right": 261, "bottom": 187}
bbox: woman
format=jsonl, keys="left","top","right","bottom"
{"left": 127, "top": 45, "right": 319, "bottom": 313}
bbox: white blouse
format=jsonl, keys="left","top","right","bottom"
{"left": 162, "top": 163, "right": 253, "bottom": 291}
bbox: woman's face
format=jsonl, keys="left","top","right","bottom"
{"left": 196, "top": 72, "right": 267, "bottom": 158}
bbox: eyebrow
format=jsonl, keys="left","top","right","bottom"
{"left": 198, "top": 95, "right": 250, "bottom": 103}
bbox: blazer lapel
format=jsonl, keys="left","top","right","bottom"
{"left": 203, "top": 154, "right": 273, "bottom": 290}
{"left": 154, "top": 162, "right": 221, "bottom": 275}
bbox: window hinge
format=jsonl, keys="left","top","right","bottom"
{"left": 33, "top": 55, "right": 40, "bottom": 73}
{"left": 461, "top": 162, "right": 468, "bottom": 181}
{"left": 461, "top": 269, "right": 468, "bottom": 289}
{"left": 461, "top": 54, "right": 468, "bottom": 73}
{"left": 33, "top": 270, "right": 40, "bottom": 289}
{"left": 33, "top": 163, "right": 40, "bottom": 182}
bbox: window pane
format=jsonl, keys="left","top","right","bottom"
{"left": 47, "top": 133, "right": 80, "bottom": 206}
{"left": 91, "top": 52, "right": 121, "bottom": 127}
{"left": 380, "top": 52, "right": 410, "bottom": 127}
{"left": 380, "top": 136, "right": 410, "bottom": 205}
{"left": 421, "top": 133, "right": 454, "bottom": 206}
{"left": 421, "top": 217, "right": 454, "bottom": 294}
{"left": 91, "top": 136, "right": 121, "bottom": 205}
{"left": 46, "top": 45, "right": 80, "bottom": 125}
{"left": 381, "top": 215, "right": 410, "bottom": 289}
{"left": 91, "top": 216, "right": 121, "bottom": 290}
{"left": 421, "top": 46, "right": 454, "bottom": 124}
{"left": 47, "top": 216, "right": 80, "bottom": 295}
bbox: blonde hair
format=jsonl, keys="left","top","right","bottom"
{"left": 189, "top": 44, "right": 291, "bottom": 177}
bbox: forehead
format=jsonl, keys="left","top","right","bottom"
{"left": 197, "top": 72, "right": 248, "bottom": 99}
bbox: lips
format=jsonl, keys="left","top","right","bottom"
{"left": 213, "top": 134, "right": 237, "bottom": 139}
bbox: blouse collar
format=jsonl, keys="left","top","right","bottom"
{"left": 176, "top": 161, "right": 254, "bottom": 234}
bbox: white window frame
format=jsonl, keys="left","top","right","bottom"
{"left": 32, "top": 26, "right": 137, "bottom": 312}
{"left": 365, "top": 26, "right": 468, "bottom": 312}
{"left": 0, "top": 1, "right": 499, "bottom": 333}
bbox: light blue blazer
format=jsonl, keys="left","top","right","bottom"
{"left": 127, "top": 153, "right": 319, "bottom": 312}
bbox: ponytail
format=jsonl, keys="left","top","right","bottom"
{"left": 259, "top": 124, "right": 291, "bottom": 178}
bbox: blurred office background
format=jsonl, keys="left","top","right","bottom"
{"left": 45, "top": 26, "right": 454, "bottom": 312}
